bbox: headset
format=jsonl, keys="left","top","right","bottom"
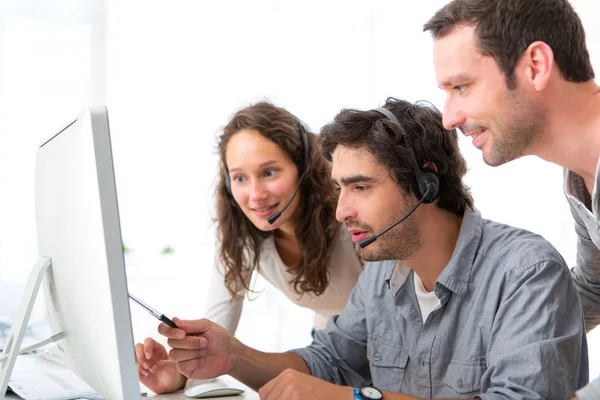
{"left": 225, "top": 118, "right": 310, "bottom": 225}
{"left": 373, "top": 106, "right": 439, "bottom": 203}
{"left": 358, "top": 105, "right": 440, "bottom": 248}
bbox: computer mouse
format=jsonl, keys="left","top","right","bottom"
{"left": 184, "top": 382, "right": 245, "bottom": 398}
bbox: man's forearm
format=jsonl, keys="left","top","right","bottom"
{"left": 228, "top": 337, "right": 311, "bottom": 391}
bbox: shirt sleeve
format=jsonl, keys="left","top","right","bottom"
{"left": 569, "top": 203, "right": 600, "bottom": 332}
{"left": 202, "top": 250, "right": 248, "bottom": 335}
{"left": 288, "top": 269, "right": 370, "bottom": 387}
{"left": 576, "top": 375, "right": 600, "bottom": 400}
{"left": 478, "top": 260, "right": 587, "bottom": 400}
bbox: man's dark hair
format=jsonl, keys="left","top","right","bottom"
{"left": 423, "top": 0, "right": 595, "bottom": 88}
{"left": 319, "top": 98, "right": 474, "bottom": 216}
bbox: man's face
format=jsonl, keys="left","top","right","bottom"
{"left": 433, "top": 25, "right": 545, "bottom": 166}
{"left": 331, "top": 146, "right": 421, "bottom": 262}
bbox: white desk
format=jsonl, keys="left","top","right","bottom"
{"left": 147, "top": 377, "right": 258, "bottom": 400}
{"left": 4, "top": 358, "right": 258, "bottom": 400}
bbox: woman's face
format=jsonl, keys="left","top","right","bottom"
{"left": 225, "top": 129, "right": 301, "bottom": 233}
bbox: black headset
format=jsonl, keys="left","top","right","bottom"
{"left": 224, "top": 118, "right": 310, "bottom": 224}
{"left": 372, "top": 106, "right": 439, "bottom": 203}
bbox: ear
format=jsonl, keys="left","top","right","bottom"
{"left": 423, "top": 161, "right": 438, "bottom": 174}
{"left": 521, "top": 41, "right": 554, "bottom": 91}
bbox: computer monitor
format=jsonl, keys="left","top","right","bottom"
{"left": 33, "top": 107, "right": 140, "bottom": 399}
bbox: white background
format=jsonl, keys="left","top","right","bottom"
{"left": 0, "top": 0, "right": 598, "bottom": 381}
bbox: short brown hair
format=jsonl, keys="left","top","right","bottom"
{"left": 424, "top": 0, "right": 595, "bottom": 88}
{"left": 319, "top": 98, "right": 474, "bottom": 216}
{"left": 216, "top": 102, "right": 338, "bottom": 298}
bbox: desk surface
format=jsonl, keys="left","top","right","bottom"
{"left": 5, "top": 358, "right": 258, "bottom": 400}
{"left": 147, "top": 377, "right": 259, "bottom": 400}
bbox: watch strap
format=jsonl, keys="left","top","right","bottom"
{"left": 353, "top": 387, "right": 364, "bottom": 400}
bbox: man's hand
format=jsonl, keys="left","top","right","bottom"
{"left": 134, "top": 337, "right": 186, "bottom": 394}
{"left": 159, "top": 317, "right": 233, "bottom": 380}
{"left": 258, "top": 369, "right": 352, "bottom": 400}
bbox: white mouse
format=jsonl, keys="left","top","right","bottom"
{"left": 184, "top": 382, "right": 245, "bottom": 398}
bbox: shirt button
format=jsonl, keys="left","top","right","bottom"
{"left": 373, "top": 353, "right": 380, "bottom": 361}
{"left": 457, "top": 378, "right": 463, "bottom": 388}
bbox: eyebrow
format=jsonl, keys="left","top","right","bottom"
{"left": 228, "top": 160, "right": 279, "bottom": 173}
{"left": 438, "top": 73, "right": 473, "bottom": 89}
{"left": 333, "top": 175, "right": 375, "bottom": 186}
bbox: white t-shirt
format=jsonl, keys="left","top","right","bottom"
{"left": 413, "top": 272, "right": 441, "bottom": 324}
{"left": 388, "top": 261, "right": 441, "bottom": 324}
{"left": 204, "top": 225, "right": 364, "bottom": 334}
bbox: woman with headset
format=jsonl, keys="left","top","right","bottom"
{"left": 135, "top": 102, "right": 363, "bottom": 394}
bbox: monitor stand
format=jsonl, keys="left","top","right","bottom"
{"left": 0, "top": 257, "right": 52, "bottom": 399}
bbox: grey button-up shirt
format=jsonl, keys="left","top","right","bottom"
{"left": 291, "top": 208, "right": 588, "bottom": 399}
{"left": 565, "top": 165, "right": 600, "bottom": 331}
{"left": 564, "top": 165, "right": 600, "bottom": 400}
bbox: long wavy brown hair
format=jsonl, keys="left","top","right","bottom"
{"left": 216, "top": 102, "right": 339, "bottom": 298}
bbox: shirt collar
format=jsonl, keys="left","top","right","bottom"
{"left": 564, "top": 156, "right": 600, "bottom": 216}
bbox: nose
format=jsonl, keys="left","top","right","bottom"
{"left": 442, "top": 96, "right": 466, "bottom": 131}
{"left": 335, "top": 191, "right": 358, "bottom": 223}
{"left": 249, "top": 179, "right": 268, "bottom": 202}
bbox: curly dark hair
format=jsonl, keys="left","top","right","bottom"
{"left": 423, "top": 0, "right": 594, "bottom": 89}
{"left": 319, "top": 98, "right": 473, "bottom": 216}
{"left": 216, "top": 102, "right": 339, "bottom": 298}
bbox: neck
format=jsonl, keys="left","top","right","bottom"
{"left": 529, "top": 80, "right": 600, "bottom": 191}
{"left": 404, "top": 206, "right": 463, "bottom": 292}
{"left": 275, "top": 222, "right": 297, "bottom": 241}
{"left": 274, "top": 221, "right": 301, "bottom": 268}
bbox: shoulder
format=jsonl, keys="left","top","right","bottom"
{"left": 478, "top": 218, "right": 568, "bottom": 279}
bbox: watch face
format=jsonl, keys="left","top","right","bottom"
{"left": 360, "top": 387, "right": 383, "bottom": 399}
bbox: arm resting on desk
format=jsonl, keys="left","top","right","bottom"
{"left": 228, "top": 338, "right": 310, "bottom": 392}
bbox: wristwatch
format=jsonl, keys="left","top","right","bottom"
{"left": 353, "top": 386, "right": 383, "bottom": 400}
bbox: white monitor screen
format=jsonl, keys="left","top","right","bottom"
{"left": 35, "top": 107, "right": 140, "bottom": 399}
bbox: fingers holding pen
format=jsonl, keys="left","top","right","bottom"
{"left": 168, "top": 334, "right": 208, "bottom": 351}
{"left": 158, "top": 320, "right": 187, "bottom": 340}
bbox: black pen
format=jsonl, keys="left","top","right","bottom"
{"left": 128, "top": 293, "right": 178, "bottom": 328}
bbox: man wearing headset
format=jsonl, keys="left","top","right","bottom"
{"left": 424, "top": 1, "right": 600, "bottom": 398}
{"left": 154, "top": 99, "right": 586, "bottom": 399}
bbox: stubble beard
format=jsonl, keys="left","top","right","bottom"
{"left": 360, "top": 203, "right": 422, "bottom": 262}
{"left": 484, "top": 87, "right": 546, "bottom": 166}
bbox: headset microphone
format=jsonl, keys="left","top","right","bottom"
{"left": 358, "top": 182, "right": 435, "bottom": 248}
{"left": 266, "top": 169, "right": 308, "bottom": 224}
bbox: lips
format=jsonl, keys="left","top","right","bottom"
{"left": 471, "top": 129, "right": 488, "bottom": 149}
{"left": 464, "top": 128, "right": 487, "bottom": 149}
{"left": 250, "top": 203, "right": 279, "bottom": 217}
{"left": 348, "top": 229, "right": 370, "bottom": 243}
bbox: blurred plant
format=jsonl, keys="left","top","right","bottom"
{"left": 161, "top": 245, "right": 174, "bottom": 255}
{"left": 121, "top": 242, "right": 175, "bottom": 259}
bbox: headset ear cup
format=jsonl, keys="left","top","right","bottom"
{"left": 419, "top": 168, "right": 439, "bottom": 204}
{"left": 411, "top": 179, "right": 424, "bottom": 200}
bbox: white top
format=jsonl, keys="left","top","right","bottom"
{"left": 413, "top": 272, "right": 441, "bottom": 324}
{"left": 389, "top": 261, "right": 442, "bottom": 325}
{"left": 204, "top": 226, "right": 364, "bottom": 334}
